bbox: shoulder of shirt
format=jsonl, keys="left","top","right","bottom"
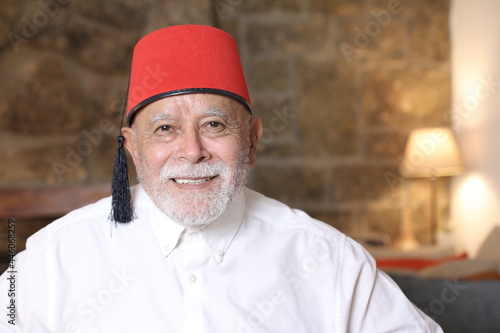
{"left": 243, "top": 188, "right": 376, "bottom": 267}
{"left": 25, "top": 194, "right": 110, "bottom": 246}
{"left": 243, "top": 187, "right": 348, "bottom": 242}
{"left": 25, "top": 185, "right": 147, "bottom": 249}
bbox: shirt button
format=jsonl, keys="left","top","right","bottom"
{"left": 217, "top": 249, "right": 225, "bottom": 257}
{"left": 163, "top": 245, "right": 170, "bottom": 252}
{"left": 190, "top": 232, "right": 199, "bottom": 239}
{"left": 189, "top": 274, "right": 197, "bottom": 283}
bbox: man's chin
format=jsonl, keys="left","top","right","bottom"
{"left": 169, "top": 216, "right": 215, "bottom": 230}
{"left": 153, "top": 193, "right": 232, "bottom": 230}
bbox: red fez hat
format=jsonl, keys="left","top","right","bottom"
{"left": 110, "top": 25, "right": 250, "bottom": 224}
{"left": 126, "top": 24, "right": 251, "bottom": 125}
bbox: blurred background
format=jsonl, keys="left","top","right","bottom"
{"left": 0, "top": 0, "right": 498, "bottom": 258}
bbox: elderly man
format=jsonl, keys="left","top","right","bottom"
{"left": 0, "top": 25, "right": 442, "bottom": 332}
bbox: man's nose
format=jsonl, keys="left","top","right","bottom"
{"left": 177, "top": 128, "right": 210, "bottom": 164}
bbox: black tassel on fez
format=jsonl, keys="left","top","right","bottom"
{"left": 110, "top": 134, "right": 134, "bottom": 224}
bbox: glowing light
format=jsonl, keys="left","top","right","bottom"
{"left": 457, "top": 175, "right": 488, "bottom": 208}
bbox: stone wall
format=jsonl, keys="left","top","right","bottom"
{"left": 217, "top": 0, "right": 452, "bottom": 244}
{"left": 0, "top": 0, "right": 451, "bottom": 245}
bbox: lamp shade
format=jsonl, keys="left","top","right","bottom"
{"left": 400, "top": 127, "right": 465, "bottom": 178}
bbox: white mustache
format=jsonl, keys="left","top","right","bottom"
{"left": 159, "top": 162, "right": 227, "bottom": 181}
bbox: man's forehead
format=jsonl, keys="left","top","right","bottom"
{"left": 136, "top": 93, "right": 247, "bottom": 122}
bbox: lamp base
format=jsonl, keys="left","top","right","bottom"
{"left": 391, "top": 207, "right": 420, "bottom": 251}
{"left": 391, "top": 234, "right": 420, "bottom": 251}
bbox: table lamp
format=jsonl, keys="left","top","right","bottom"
{"left": 399, "top": 127, "right": 465, "bottom": 245}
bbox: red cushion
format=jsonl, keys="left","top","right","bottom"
{"left": 376, "top": 253, "right": 468, "bottom": 271}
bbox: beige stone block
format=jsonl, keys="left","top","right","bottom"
{"left": 33, "top": 9, "right": 72, "bottom": 51}
{"left": 365, "top": 207, "right": 400, "bottom": 240}
{"left": 256, "top": 143, "right": 298, "bottom": 158}
{"left": 0, "top": 0, "right": 24, "bottom": 50}
{"left": 4, "top": 0, "right": 150, "bottom": 56}
{"left": 331, "top": 165, "right": 399, "bottom": 202}
{"left": 214, "top": 0, "right": 302, "bottom": 19}
{"left": 85, "top": 129, "right": 137, "bottom": 185}
{"left": 248, "top": 58, "right": 290, "bottom": 91}
{"left": 297, "top": 57, "right": 357, "bottom": 157}
{"left": 369, "top": 0, "right": 413, "bottom": 13}
{"left": 252, "top": 96, "right": 295, "bottom": 142}
{"left": 1, "top": 56, "right": 88, "bottom": 134}
{"left": 310, "top": 0, "right": 363, "bottom": 16}
{"left": 214, "top": 19, "right": 240, "bottom": 44}
{"left": 64, "top": 14, "right": 139, "bottom": 73}
{"left": 251, "top": 164, "right": 326, "bottom": 205}
{"left": 365, "top": 131, "right": 406, "bottom": 159}
{"left": 252, "top": 96, "right": 296, "bottom": 157}
{"left": 337, "top": 18, "right": 408, "bottom": 64}
{"left": 82, "top": 74, "right": 128, "bottom": 123}
{"left": 411, "top": 0, "right": 450, "bottom": 61}
{"left": 76, "top": 120, "right": 117, "bottom": 184}
{"left": 363, "top": 68, "right": 451, "bottom": 128}
{"left": 70, "top": 0, "right": 150, "bottom": 30}
{"left": 155, "top": 0, "right": 212, "bottom": 27}
{"left": 0, "top": 134, "right": 87, "bottom": 185}
{"left": 246, "top": 17, "right": 336, "bottom": 55}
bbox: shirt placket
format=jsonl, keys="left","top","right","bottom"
{"left": 183, "top": 232, "right": 207, "bottom": 333}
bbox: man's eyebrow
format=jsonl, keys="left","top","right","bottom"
{"left": 147, "top": 113, "right": 172, "bottom": 125}
{"left": 144, "top": 108, "right": 237, "bottom": 128}
{"left": 204, "top": 108, "right": 225, "bottom": 117}
{"left": 204, "top": 108, "right": 236, "bottom": 123}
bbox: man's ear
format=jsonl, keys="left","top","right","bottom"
{"left": 248, "top": 117, "right": 263, "bottom": 167}
{"left": 121, "top": 127, "right": 139, "bottom": 166}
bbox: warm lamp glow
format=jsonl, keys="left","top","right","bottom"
{"left": 456, "top": 175, "right": 489, "bottom": 214}
{"left": 400, "top": 127, "right": 465, "bottom": 178}
{"left": 453, "top": 174, "right": 496, "bottom": 256}
{"left": 396, "top": 127, "right": 465, "bottom": 247}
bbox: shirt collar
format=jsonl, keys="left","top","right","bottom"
{"left": 199, "top": 189, "right": 245, "bottom": 263}
{"left": 138, "top": 185, "right": 246, "bottom": 263}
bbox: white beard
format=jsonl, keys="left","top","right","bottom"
{"left": 137, "top": 150, "right": 250, "bottom": 230}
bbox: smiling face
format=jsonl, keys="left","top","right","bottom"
{"left": 122, "top": 93, "right": 262, "bottom": 229}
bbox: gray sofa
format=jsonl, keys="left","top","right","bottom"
{"left": 389, "top": 273, "right": 500, "bottom": 332}
{"left": 383, "top": 228, "right": 500, "bottom": 332}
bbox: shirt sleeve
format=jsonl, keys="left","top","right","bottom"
{"left": 338, "top": 237, "right": 443, "bottom": 332}
{"left": 0, "top": 235, "right": 53, "bottom": 332}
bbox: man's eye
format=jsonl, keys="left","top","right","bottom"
{"left": 209, "top": 121, "right": 222, "bottom": 128}
{"left": 204, "top": 120, "right": 227, "bottom": 134}
{"left": 158, "top": 125, "right": 172, "bottom": 132}
{"left": 204, "top": 121, "right": 226, "bottom": 132}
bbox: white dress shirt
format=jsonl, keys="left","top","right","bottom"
{"left": 0, "top": 185, "right": 442, "bottom": 332}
